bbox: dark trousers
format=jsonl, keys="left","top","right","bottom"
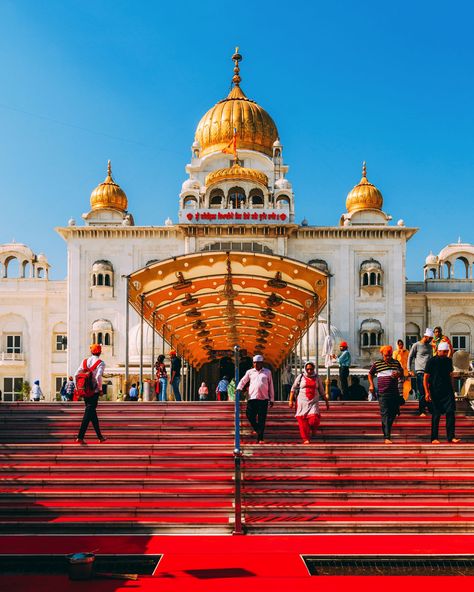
{"left": 246, "top": 399, "right": 269, "bottom": 442}
{"left": 171, "top": 376, "right": 182, "bottom": 401}
{"left": 339, "top": 366, "right": 350, "bottom": 398}
{"left": 78, "top": 394, "right": 103, "bottom": 439}
{"left": 283, "top": 384, "right": 291, "bottom": 400}
{"left": 431, "top": 400, "right": 456, "bottom": 441}
{"left": 378, "top": 395, "right": 399, "bottom": 439}
{"left": 416, "top": 372, "right": 430, "bottom": 414}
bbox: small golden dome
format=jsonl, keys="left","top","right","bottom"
{"left": 345, "top": 162, "right": 383, "bottom": 213}
{"left": 206, "top": 163, "right": 268, "bottom": 188}
{"left": 195, "top": 50, "right": 278, "bottom": 157}
{"left": 90, "top": 161, "right": 128, "bottom": 211}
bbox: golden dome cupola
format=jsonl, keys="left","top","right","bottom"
{"left": 341, "top": 162, "right": 392, "bottom": 226}
{"left": 194, "top": 49, "right": 279, "bottom": 157}
{"left": 345, "top": 162, "right": 383, "bottom": 213}
{"left": 206, "top": 163, "right": 268, "bottom": 188}
{"left": 90, "top": 160, "right": 128, "bottom": 212}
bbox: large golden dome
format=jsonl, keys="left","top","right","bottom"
{"left": 346, "top": 162, "right": 383, "bottom": 213}
{"left": 195, "top": 50, "right": 278, "bottom": 157}
{"left": 206, "top": 163, "right": 268, "bottom": 187}
{"left": 90, "top": 161, "right": 128, "bottom": 212}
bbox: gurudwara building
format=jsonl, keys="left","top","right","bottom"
{"left": 0, "top": 51, "right": 473, "bottom": 400}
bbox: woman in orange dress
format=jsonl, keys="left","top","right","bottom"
{"left": 393, "top": 339, "right": 411, "bottom": 400}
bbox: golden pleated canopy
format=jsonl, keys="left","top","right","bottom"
{"left": 128, "top": 251, "right": 328, "bottom": 369}
{"left": 194, "top": 50, "right": 279, "bottom": 157}
{"left": 346, "top": 162, "right": 383, "bottom": 213}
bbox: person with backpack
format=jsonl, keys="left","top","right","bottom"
{"left": 75, "top": 343, "right": 106, "bottom": 444}
{"left": 64, "top": 376, "right": 75, "bottom": 402}
{"left": 289, "top": 361, "right": 328, "bottom": 444}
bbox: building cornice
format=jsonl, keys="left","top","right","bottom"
{"left": 55, "top": 223, "right": 418, "bottom": 241}
{"left": 55, "top": 226, "right": 183, "bottom": 241}
{"left": 293, "top": 226, "right": 418, "bottom": 241}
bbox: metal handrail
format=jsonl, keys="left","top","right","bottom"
{"left": 233, "top": 344, "right": 243, "bottom": 535}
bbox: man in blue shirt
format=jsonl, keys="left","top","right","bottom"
{"left": 129, "top": 383, "right": 139, "bottom": 401}
{"left": 337, "top": 341, "right": 351, "bottom": 398}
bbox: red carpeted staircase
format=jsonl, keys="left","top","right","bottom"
{"left": 242, "top": 401, "right": 474, "bottom": 533}
{"left": 0, "top": 401, "right": 473, "bottom": 535}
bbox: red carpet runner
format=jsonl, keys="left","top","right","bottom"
{"left": 1, "top": 401, "right": 474, "bottom": 588}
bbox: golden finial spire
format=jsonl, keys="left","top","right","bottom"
{"left": 232, "top": 47, "right": 242, "bottom": 86}
{"left": 107, "top": 159, "right": 113, "bottom": 180}
{"left": 362, "top": 161, "right": 367, "bottom": 179}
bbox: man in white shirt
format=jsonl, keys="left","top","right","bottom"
{"left": 75, "top": 343, "right": 106, "bottom": 444}
{"left": 236, "top": 354, "right": 274, "bottom": 444}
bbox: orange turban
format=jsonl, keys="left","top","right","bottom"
{"left": 380, "top": 345, "right": 393, "bottom": 356}
{"left": 90, "top": 343, "right": 102, "bottom": 355}
{"left": 169, "top": 349, "right": 177, "bottom": 356}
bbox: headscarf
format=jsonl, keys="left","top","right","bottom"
{"left": 90, "top": 343, "right": 102, "bottom": 355}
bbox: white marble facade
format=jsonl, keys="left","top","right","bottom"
{"left": 1, "top": 57, "right": 472, "bottom": 400}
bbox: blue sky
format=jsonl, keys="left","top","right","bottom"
{"left": 0, "top": 0, "right": 472, "bottom": 279}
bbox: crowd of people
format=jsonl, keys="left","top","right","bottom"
{"left": 22, "top": 322, "right": 464, "bottom": 446}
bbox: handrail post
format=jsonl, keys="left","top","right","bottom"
{"left": 233, "top": 344, "right": 243, "bottom": 535}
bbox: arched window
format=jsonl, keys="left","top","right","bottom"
{"left": 183, "top": 195, "right": 198, "bottom": 209}
{"left": 36, "top": 267, "right": 44, "bottom": 279}
{"left": 209, "top": 189, "right": 224, "bottom": 208}
{"left": 360, "top": 319, "right": 383, "bottom": 348}
{"left": 4, "top": 257, "right": 20, "bottom": 278}
{"left": 449, "top": 320, "right": 471, "bottom": 351}
{"left": 22, "top": 261, "right": 31, "bottom": 278}
{"left": 91, "top": 319, "right": 113, "bottom": 349}
{"left": 249, "top": 188, "right": 264, "bottom": 207}
{"left": 453, "top": 257, "right": 469, "bottom": 279}
{"left": 276, "top": 195, "right": 290, "bottom": 208}
{"left": 360, "top": 259, "right": 383, "bottom": 288}
{"left": 443, "top": 261, "right": 451, "bottom": 279}
{"left": 228, "top": 186, "right": 246, "bottom": 209}
{"left": 91, "top": 260, "right": 114, "bottom": 292}
{"left": 308, "top": 259, "right": 329, "bottom": 273}
{"left": 405, "top": 322, "right": 420, "bottom": 348}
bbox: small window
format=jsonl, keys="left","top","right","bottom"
{"left": 97, "top": 274, "right": 104, "bottom": 286}
{"left": 228, "top": 187, "right": 246, "bottom": 209}
{"left": 452, "top": 335, "right": 469, "bottom": 350}
{"left": 6, "top": 335, "right": 21, "bottom": 354}
{"left": 97, "top": 332, "right": 103, "bottom": 345}
{"left": 104, "top": 333, "right": 111, "bottom": 346}
{"left": 3, "top": 377, "right": 23, "bottom": 402}
{"left": 362, "top": 333, "right": 369, "bottom": 346}
{"left": 405, "top": 334, "right": 419, "bottom": 349}
{"left": 55, "top": 376, "right": 67, "bottom": 397}
{"left": 92, "top": 274, "right": 97, "bottom": 286}
{"left": 104, "top": 274, "right": 111, "bottom": 287}
{"left": 55, "top": 334, "right": 67, "bottom": 351}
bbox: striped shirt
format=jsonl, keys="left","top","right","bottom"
{"left": 369, "top": 358, "right": 402, "bottom": 396}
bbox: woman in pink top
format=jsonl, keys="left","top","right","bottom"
{"left": 198, "top": 382, "right": 209, "bottom": 401}
{"left": 289, "top": 361, "right": 328, "bottom": 444}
